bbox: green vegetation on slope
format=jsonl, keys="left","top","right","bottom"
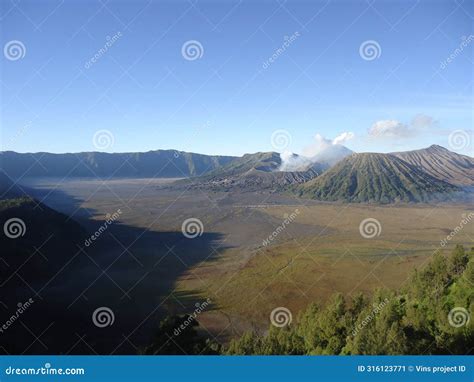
{"left": 146, "top": 246, "right": 473, "bottom": 355}
{"left": 205, "top": 152, "right": 282, "bottom": 176}
{"left": 141, "top": 315, "right": 220, "bottom": 355}
{"left": 173, "top": 152, "right": 325, "bottom": 192}
{"left": 296, "top": 153, "right": 461, "bottom": 203}
{"left": 226, "top": 245, "right": 473, "bottom": 355}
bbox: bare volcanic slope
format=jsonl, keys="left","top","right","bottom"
{"left": 392, "top": 145, "right": 474, "bottom": 186}
{"left": 296, "top": 152, "right": 461, "bottom": 203}
{"left": 173, "top": 152, "right": 326, "bottom": 191}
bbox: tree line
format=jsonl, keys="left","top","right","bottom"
{"left": 144, "top": 245, "right": 473, "bottom": 355}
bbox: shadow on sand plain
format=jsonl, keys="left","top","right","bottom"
{"left": 0, "top": 184, "right": 228, "bottom": 354}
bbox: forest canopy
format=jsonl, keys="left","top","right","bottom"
{"left": 147, "top": 245, "right": 474, "bottom": 355}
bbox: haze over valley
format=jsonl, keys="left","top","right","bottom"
{"left": 2, "top": 0, "right": 473, "bottom": 356}
{"left": 1, "top": 142, "right": 473, "bottom": 353}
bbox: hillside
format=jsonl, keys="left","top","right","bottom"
{"left": 225, "top": 246, "right": 474, "bottom": 355}
{"left": 0, "top": 197, "right": 87, "bottom": 285}
{"left": 0, "top": 195, "right": 91, "bottom": 354}
{"left": 0, "top": 171, "right": 26, "bottom": 199}
{"left": 0, "top": 150, "right": 237, "bottom": 179}
{"left": 392, "top": 145, "right": 474, "bottom": 186}
{"left": 205, "top": 152, "right": 282, "bottom": 176}
{"left": 186, "top": 167, "right": 321, "bottom": 192}
{"left": 296, "top": 152, "right": 461, "bottom": 203}
{"left": 172, "top": 152, "right": 326, "bottom": 191}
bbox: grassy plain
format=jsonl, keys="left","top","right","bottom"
{"left": 22, "top": 178, "right": 474, "bottom": 345}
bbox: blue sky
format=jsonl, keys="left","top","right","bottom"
{"left": 1, "top": 0, "right": 473, "bottom": 156}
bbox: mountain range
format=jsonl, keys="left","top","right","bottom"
{"left": 1, "top": 144, "right": 473, "bottom": 203}
{"left": 0, "top": 150, "right": 236, "bottom": 178}
{"left": 296, "top": 151, "right": 462, "bottom": 203}
{"left": 175, "top": 152, "right": 324, "bottom": 192}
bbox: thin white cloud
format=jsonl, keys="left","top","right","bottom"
{"left": 369, "top": 120, "right": 410, "bottom": 138}
{"left": 368, "top": 114, "right": 436, "bottom": 139}
{"left": 410, "top": 114, "right": 436, "bottom": 129}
